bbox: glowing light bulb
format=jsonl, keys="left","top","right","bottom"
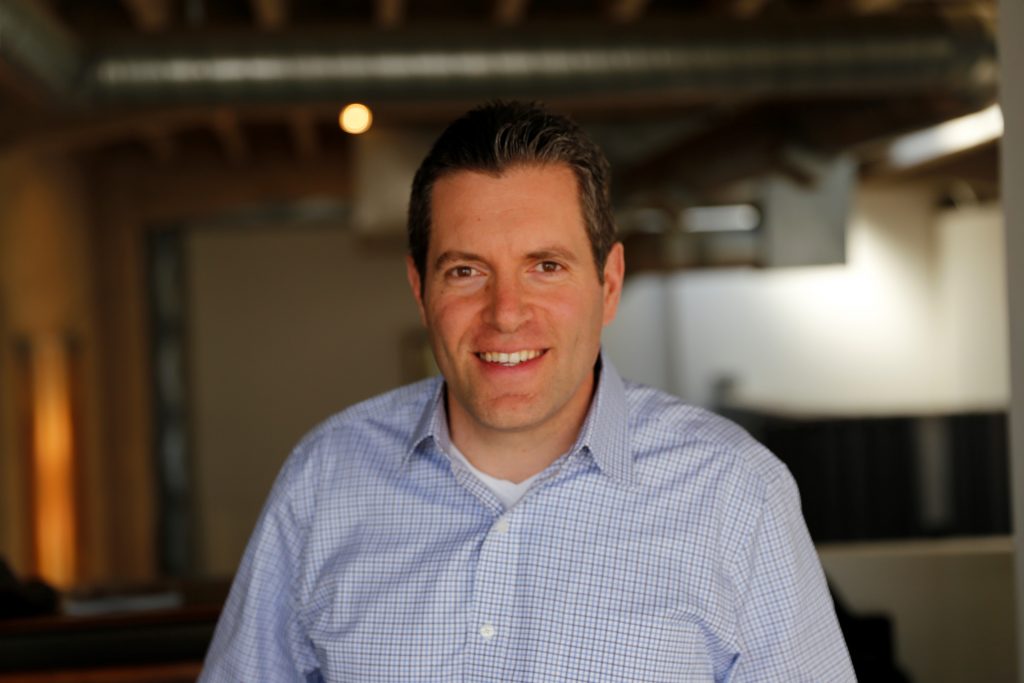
{"left": 339, "top": 103, "right": 372, "bottom": 134}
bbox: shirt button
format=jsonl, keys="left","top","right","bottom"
{"left": 493, "top": 517, "right": 510, "bottom": 534}
{"left": 479, "top": 623, "right": 496, "bottom": 639}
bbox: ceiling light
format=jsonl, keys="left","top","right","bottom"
{"left": 339, "top": 103, "right": 373, "bottom": 134}
{"left": 887, "top": 104, "right": 1003, "bottom": 169}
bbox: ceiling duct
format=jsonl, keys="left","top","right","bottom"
{"left": 0, "top": 0, "right": 997, "bottom": 107}
{"left": 0, "top": 1, "right": 82, "bottom": 99}
{"left": 87, "top": 22, "right": 995, "bottom": 105}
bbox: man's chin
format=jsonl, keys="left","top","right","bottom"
{"left": 460, "top": 395, "right": 551, "bottom": 435}
{"left": 475, "top": 406, "right": 544, "bottom": 434}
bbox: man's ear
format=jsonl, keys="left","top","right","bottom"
{"left": 601, "top": 242, "right": 625, "bottom": 326}
{"left": 406, "top": 255, "right": 428, "bottom": 326}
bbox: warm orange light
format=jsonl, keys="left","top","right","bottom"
{"left": 32, "top": 336, "right": 76, "bottom": 587}
{"left": 339, "top": 103, "right": 373, "bottom": 134}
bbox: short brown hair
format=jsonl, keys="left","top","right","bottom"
{"left": 407, "top": 101, "right": 617, "bottom": 286}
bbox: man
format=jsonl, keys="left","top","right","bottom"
{"left": 201, "top": 101, "right": 854, "bottom": 681}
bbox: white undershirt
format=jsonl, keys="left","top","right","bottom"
{"left": 446, "top": 441, "right": 545, "bottom": 509}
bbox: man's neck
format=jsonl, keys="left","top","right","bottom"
{"left": 446, "top": 382, "right": 596, "bottom": 484}
{"left": 449, "top": 425, "right": 572, "bottom": 483}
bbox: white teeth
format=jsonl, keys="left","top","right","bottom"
{"left": 479, "top": 350, "right": 542, "bottom": 366}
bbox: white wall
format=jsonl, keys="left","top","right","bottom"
{"left": 602, "top": 273, "right": 673, "bottom": 392}
{"left": 607, "top": 185, "right": 1009, "bottom": 416}
{"left": 934, "top": 203, "right": 1009, "bottom": 409}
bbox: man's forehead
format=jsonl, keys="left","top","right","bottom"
{"left": 429, "top": 165, "right": 584, "bottom": 236}
{"left": 429, "top": 163, "right": 579, "bottom": 209}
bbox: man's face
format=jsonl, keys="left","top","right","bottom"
{"left": 407, "top": 163, "right": 624, "bottom": 444}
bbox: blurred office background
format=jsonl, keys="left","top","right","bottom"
{"left": 0, "top": 0, "right": 1020, "bottom": 680}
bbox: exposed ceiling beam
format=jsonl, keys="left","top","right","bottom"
{"left": 139, "top": 126, "right": 176, "bottom": 165}
{"left": 864, "top": 140, "right": 998, "bottom": 197}
{"left": 621, "top": 107, "right": 788, "bottom": 198}
{"left": 607, "top": 0, "right": 649, "bottom": 24}
{"left": 847, "top": 0, "right": 904, "bottom": 14}
{"left": 250, "top": 0, "right": 288, "bottom": 30}
{"left": 375, "top": 0, "right": 404, "bottom": 28}
{"left": 288, "top": 110, "right": 319, "bottom": 161}
{"left": 731, "top": 0, "right": 771, "bottom": 20}
{"left": 494, "top": 0, "right": 529, "bottom": 26}
{"left": 121, "top": 0, "right": 173, "bottom": 32}
{"left": 619, "top": 97, "right": 989, "bottom": 200}
{"left": 211, "top": 110, "right": 248, "bottom": 165}
{"left": 0, "top": 105, "right": 359, "bottom": 157}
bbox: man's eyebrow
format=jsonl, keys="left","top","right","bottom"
{"left": 526, "top": 247, "right": 579, "bottom": 263}
{"left": 433, "top": 246, "right": 580, "bottom": 271}
{"left": 433, "top": 250, "right": 484, "bottom": 270}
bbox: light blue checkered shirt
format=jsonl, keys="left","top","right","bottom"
{"left": 200, "top": 358, "right": 854, "bottom": 682}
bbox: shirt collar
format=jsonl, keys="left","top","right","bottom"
{"left": 408, "top": 375, "right": 449, "bottom": 461}
{"left": 405, "top": 351, "right": 634, "bottom": 486}
{"left": 572, "top": 353, "right": 634, "bottom": 486}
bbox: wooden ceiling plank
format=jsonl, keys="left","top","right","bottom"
{"left": 375, "top": 0, "right": 404, "bottom": 28}
{"left": 250, "top": 0, "right": 288, "bottom": 30}
{"left": 494, "top": 0, "right": 529, "bottom": 26}
{"left": 121, "top": 0, "right": 173, "bottom": 32}
{"left": 731, "top": 0, "right": 771, "bottom": 20}
{"left": 212, "top": 110, "right": 249, "bottom": 165}
{"left": 847, "top": 0, "right": 904, "bottom": 14}
{"left": 607, "top": 0, "right": 649, "bottom": 24}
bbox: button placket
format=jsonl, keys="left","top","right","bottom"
{"left": 466, "top": 509, "right": 520, "bottom": 671}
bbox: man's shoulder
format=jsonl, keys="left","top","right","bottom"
{"left": 251, "top": 378, "right": 441, "bottom": 540}
{"left": 288, "top": 376, "right": 441, "bottom": 469}
{"left": 621, "top": 380, "right": 789, "bottom": 490}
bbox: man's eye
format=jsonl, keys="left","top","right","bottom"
{"left": 536, "top": 261, "right": 563, "bottom": 273}
{"left": 448, "top": 265, "right": 477, "bottom": 278}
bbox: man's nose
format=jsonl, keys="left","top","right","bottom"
{"left": 484, "top": 275, "right": 531, "bottom": 332}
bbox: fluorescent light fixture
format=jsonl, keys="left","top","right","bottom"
{"left": 887, "top": 104, "right": 1003, "bottom": 169}
{"left": 681, "top": 204, "right": 761, "bottom": 233}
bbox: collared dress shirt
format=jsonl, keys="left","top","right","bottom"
{"left": 200, "top": 358, "right": 855, "bottom": 682}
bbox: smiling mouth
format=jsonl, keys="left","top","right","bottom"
{"left": 476, "top": 349, "right": 545, "bottom": 367}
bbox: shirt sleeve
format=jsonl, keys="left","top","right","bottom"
{"left": 198, "top": 454, "right": 321, "bottom": 682}
{"left": 727, "top": 470, "right": 856, "bottom": 682}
